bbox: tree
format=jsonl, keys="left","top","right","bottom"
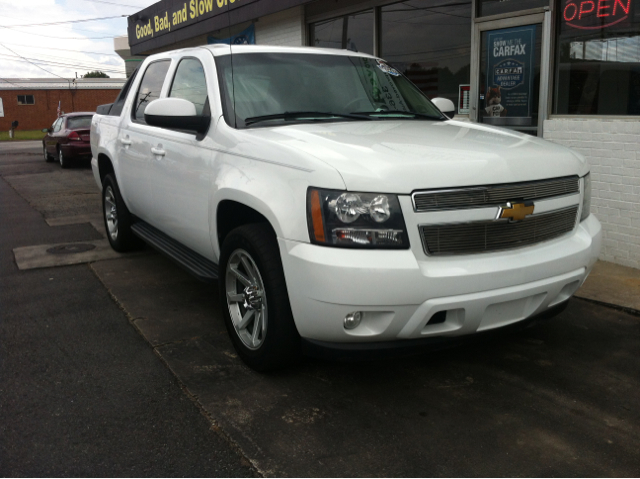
{"left": 83, "top": 71, "right": 110, "bottom": 78}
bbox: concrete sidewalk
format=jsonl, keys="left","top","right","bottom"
{"left": 576, "top": 260, "right": 640, "bottom": 313}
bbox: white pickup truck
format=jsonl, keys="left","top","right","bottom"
{"left": 91, "top": 44, "right": 601, "bottom": 370}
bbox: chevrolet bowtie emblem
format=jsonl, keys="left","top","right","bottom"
{"left": 498, "top": 201, "right": 535, "bottom": 222}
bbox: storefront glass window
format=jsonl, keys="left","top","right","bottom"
{"left": 309, "top": 10, "right": 374, "bottom": 55}
{"left": 477, "top": 0, "right": 550, "bottom": 17}
{"left": 554, "top": 0, "right": 640, "bottom": 115}
{"left": 380, "top": 0, "right": 472, "bottom": 109}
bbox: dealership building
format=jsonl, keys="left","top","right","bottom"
{"left": 121, "top": 0, "right": 640, "bottom": 269}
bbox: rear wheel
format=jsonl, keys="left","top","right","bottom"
{"left": 58, "top": 148, "right": 68, "bottom": 169}
{"left": 102, "top": 174, "right": 142, "bottom": 252}
{"left": 220, "top": 223, "right": 300, "bottom": 371}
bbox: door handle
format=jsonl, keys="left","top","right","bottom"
{"left": 151, "top": 147, "right": 165, "bottom": 157}
{"left": 120, "top": 137, "right": 132, "bottom": 146}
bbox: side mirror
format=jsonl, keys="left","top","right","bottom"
{"left": 431, "top": 97, "right": 456, "bottom": 119}
{"left": 42, "top": 128, "right": 50, "bottom": 133}
{"left": 144, "top": 98, "right": 210, "bottom": 134}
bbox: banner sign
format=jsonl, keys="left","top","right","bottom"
{"left": 485, "top": 25, "right": 536, "bottom": 119}
{"left": 128, "top": 0, "right": 245, "bottom": 47}
{"left": 208, "top": 24, "right": 255, "bottom": 44}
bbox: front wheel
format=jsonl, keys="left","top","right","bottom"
{"left": 219, "top": 224, "right": 300, "bottom": 371}
{"left": 102, "top": 174, "right": 143, "bottom": 252}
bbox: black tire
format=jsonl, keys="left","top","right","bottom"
{"left": 219, "top": 223, "right": 300, "bottom": 371}
{"left": 58, "top": 148, "right": 69, "bottom": 169}
{"left": 102, "top": 174, "right": 143, "bottom": 252}
{"left": 43, "top": 144, "right": 53, "bottom": 162}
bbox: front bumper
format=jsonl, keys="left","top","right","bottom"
{"left": 279, "top": 214, "right": 602, "bottom": 344}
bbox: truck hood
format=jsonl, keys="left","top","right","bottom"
{"left": 244, "top": 120, "right": 587, "bottom": 193}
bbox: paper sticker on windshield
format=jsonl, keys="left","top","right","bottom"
{"left": 376, "top": 60, "right": 400, "bottom": 76}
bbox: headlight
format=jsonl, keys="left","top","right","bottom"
{"left": 307, "top": 188, "right": 409, "bottom": 248}
{"left": 580, "top": 173, "right": 591, "bottom": 222}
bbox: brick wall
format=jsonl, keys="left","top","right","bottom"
{"left": 544, "top": 118, "right": 640, "bottom": 269}
{"left": 255, "top": 6, "right": 305, "bottom": 46}
{"left": 0, "top": 89, "right": 120, "bottom": 131}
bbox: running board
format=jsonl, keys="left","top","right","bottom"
{"left": 131, "top": 221, "right": 219, "bottom": 283}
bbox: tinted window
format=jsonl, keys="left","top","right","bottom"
{"left": 554, "top": 0, "right": 640, "bottom": 115}
{"left": 109, "top": 68, "right": 138, "bottom": 117}
{"left": 67, "top": 116, "right": 93, "bottom": 129}
{"left": 133, "top": 60, "right": 171, "bottom": 123}
{"left": 169, "top": 58, "right": 208, "bottom": 115}
{"left": 477, "top": 0, "right": 549, "bottom": 17}
{"left": 309, "top": 10, "right": 374, "bottom": 54}
{"left": 381, "top": 0, "right": 472, "bottom": 108}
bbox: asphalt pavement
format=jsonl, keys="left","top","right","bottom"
{"left": 1, "top": 141, "right": 639, "bottom": 477}
{"left": 0, "top": 142, "right": 257, "bottom": 476}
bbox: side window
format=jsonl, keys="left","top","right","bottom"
{"left": 133, "top": 60, "right": 171, "bottom": 123}
{"left": 53, "top": 118, "right": 63, "bottom": 132}
{"left": 169, "top": 58, "right": 208, "bottom": 116}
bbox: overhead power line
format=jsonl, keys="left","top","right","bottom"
{"left": 0, "top": 42, "right": 68, "bottom": 79}
{"left": 81, "top": 0, "right": 146, "bottom": 7}
{"left": 0, "top": 15, "right": 127, "bottom": 28}
{"left": 0, "top": 55, "right": 125, "bottom": 75}
{"left": 0, "top": 28, "right": 118, "bottom": 39}
{"left": 0, "top": 42, "right": 121, "bottom": 57}
{"left": 1, "top": 77, "right": 23, "bottom": 87}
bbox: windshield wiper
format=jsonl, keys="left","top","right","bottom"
{"left": 352, "top": 110, "right": 445, "bottom": 121}
{"left": 244, "top": 111, "right": 371, "bottom": 126}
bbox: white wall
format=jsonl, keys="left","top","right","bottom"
{"left": 544, "top": 118, "right": 640, "bottom": 269}
{"left": 255, "top": 6, "right": 305, "bottom": 46}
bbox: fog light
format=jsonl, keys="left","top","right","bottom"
{"left": 344, "top": 311, "right": 362, "bottom": 330}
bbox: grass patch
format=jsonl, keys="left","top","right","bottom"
{"left": 0, "top": 130, "right": 46, "bottom": 141}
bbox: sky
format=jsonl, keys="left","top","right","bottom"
{"left": 0, "top": 0, "right": 153, "bottom": 80}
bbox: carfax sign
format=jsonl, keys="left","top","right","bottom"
{"left": 485, "top": 25, "right": 536, "bottom": 119}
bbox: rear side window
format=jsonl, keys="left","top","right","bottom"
{"left": 169, "top": 58, "right": 208, "bottom": 116}
{"left": 53, "top": 118, "right": 63, "bottom": 132}
{"left": 133, "top": 60, "right": 171, "bottom": 123}
{"left": 109, "top": 68, "right": 138, "bottom": 117}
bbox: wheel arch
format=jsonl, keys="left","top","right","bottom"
{"left": 97, "top": 153, "right": 115, "bottom": 185}
{"left": 215, "top": 197, "right": 278, "bottom": 259}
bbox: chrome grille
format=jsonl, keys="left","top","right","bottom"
{"left": 420, "top": 206, "right": 579, "bottom": 255}
{"left": 413, "top": 176, "right": 579, "bottom": 212}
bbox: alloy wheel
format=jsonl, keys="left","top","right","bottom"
{"left": 225, "top": 249, "right": 267, "bottom": 350}
{"left": 104, "top": 186, "right": 118, "bottom": 241}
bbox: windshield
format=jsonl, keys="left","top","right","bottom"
{"left": 66, "top": 116, "right": 93, "bottom": 130}
{"left": 215, "top": 52, "right": 444, "bottom": 128}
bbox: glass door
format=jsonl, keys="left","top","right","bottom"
{"left": 470, "top": 12, "right": 552, "bottom": 136}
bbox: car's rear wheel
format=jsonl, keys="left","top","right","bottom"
{"left": 219, "top": 223, "right": 300, "bottom": 371}
{"left": 43, "top": 144, "right": 53, "bottom": 162}
{"left": 102, "top": 174, "right": 142, "bottom": 252}
{"left": 58, "top": 148, "right": 68, "bottom": 169}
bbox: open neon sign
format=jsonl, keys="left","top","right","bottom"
{"left": 563, "top": 0, "right": 633, "bottom": 29}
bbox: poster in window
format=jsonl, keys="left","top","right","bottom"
{"left": 485, "top": 25, "right": 536, "bottom": 120}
